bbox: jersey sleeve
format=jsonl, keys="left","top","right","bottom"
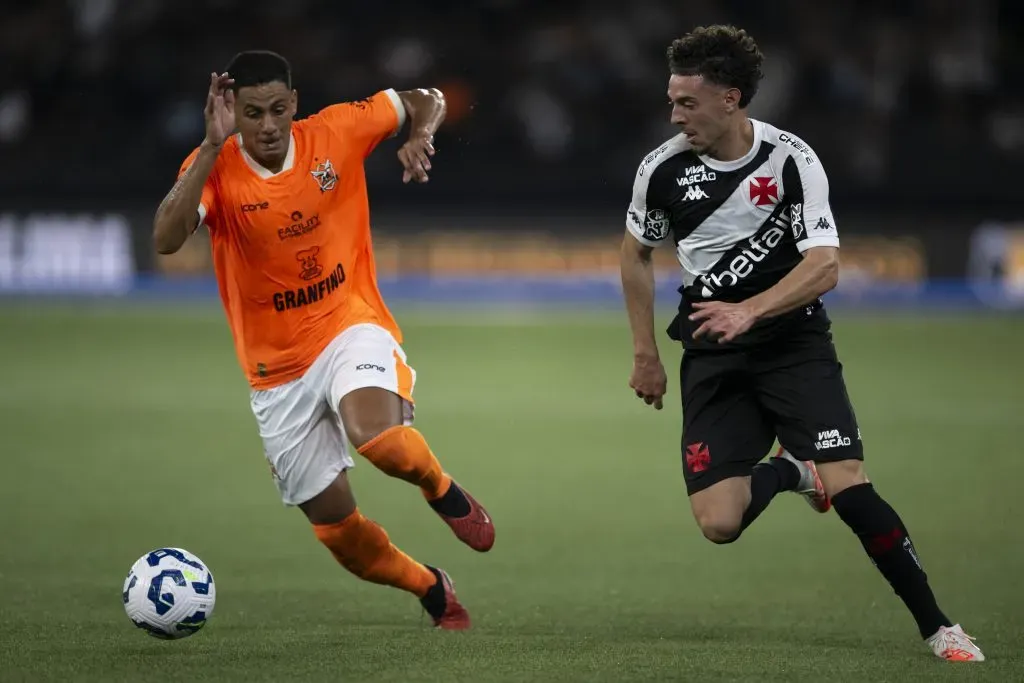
{"left": 625, "top": 151, "right": 673, "bottom": 248}
{"left": 312, "top": 89, "right": 407, "bottom": 158}
{"left": 780, "top": 146, "right": 839, "bottom": 253}
{"left": 177, "top": 147, "right": 218, "bottom": 231}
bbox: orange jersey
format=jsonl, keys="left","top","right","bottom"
{"left": 177, "top": 89, "right": 406, "bottom": 389}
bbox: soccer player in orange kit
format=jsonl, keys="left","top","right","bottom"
{"left": 152, "top": 51, "right": 494, "bottom": 630}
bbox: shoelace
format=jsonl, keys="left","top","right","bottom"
{"left": 934, "top": 627, "right": 977, "bottom": 654}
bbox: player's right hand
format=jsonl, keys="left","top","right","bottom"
{"left": 203, "top": 72, "right": 236, "bottom": 148}
{"left": 629, "top": 353, "right": 667, "bottom": 410}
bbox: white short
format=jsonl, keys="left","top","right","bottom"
{"left": 248, "top": 323, "right": 416, "bottom": 506}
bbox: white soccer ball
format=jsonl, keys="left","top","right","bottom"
{"left": 122, "top": 547, "right": 216, "bottom": 639}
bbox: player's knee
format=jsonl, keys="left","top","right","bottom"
{"left": 817, "top": 459, "right": 869, "bottom": 499}
{"left": 345, "top": 417, "right": 399, "bottom": 451}
{"left": 339, "top": 388, "right": 405, "bottom": 450}
{"left": 695, "top": 514, "right": 743, "bottom": 545}
{"left": 299, "top": 472, "right": 357, "bottom": 525}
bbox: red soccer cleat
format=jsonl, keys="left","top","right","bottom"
{"left": 434, "top": 480, "right": 495, "bottom": 552}
{"left": 420, "top": 567, "right": 471, "bottom": 630}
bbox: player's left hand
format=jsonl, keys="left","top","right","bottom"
{"left": 689, "top": 301, "right": 758, "bottom": 344}
{"left": 398, "top": 132, "right": 435, "bottom": 184}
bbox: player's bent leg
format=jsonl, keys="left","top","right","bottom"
{"left": 688, "top": 477, "right": 750, "bottom": 543}
{"left": 341, "top": 386, "right": 448, "bottom": 496}
{"left": 680, "top": 350, "right": 787, "bottom": 543}
{"left": 301, "top": 471, "right": 471, "bottom": 630}
{"left": 341, "top": 386, "right": 495, "bottom": 553}
{"left": 774, "top": 448, "right": 830, "bottom": 512}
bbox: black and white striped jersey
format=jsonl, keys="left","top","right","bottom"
{"left": 626, "top": 119, "right": 840, "bottom": 349}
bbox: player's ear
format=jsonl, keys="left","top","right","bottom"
{"left": 290, "top": 89, "right": 298, "bottom": 116}
{"left": 723, "top": 87, "right": 741, "bottom": 113}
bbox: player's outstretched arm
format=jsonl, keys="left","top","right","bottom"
{"left": 395, "top": 88, "right": 446, "bottom": 184}
{"left": 621, "top": 231, "right": 667, "bottom": 410}
{"left": 153, "top": 73, "right": 234, "bottom": 254}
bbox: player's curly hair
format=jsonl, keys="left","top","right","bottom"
{"left": 667, "top": 25, "right": 764, "bottom": 108}
{"left": 226, "top": 50, "right": 292, "bottom": 91}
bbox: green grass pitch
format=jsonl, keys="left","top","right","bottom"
{"left": 0, "top": 303, "right": 1021, "bottom": 682}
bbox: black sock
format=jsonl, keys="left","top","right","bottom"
{"left": 739, "top": 457, "right": 801, "bottom": 532}
{"left": 419, "top": 565, "right": 447, "bottom": 619}
{"left": 832, "top": 483, "right": 952, "bottom": 638}
{"left": 428, "top": 481, "right": 471, "bottom": 518}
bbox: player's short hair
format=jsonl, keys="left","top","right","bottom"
{"left": 225, "top": 50, "right": 292, "bottom": 91}
{"left": 667, "top": 25, "right": 764, "bottom": 108}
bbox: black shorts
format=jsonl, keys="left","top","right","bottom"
{"left": 680, "top": 330, "right": 863, "bottom": 495}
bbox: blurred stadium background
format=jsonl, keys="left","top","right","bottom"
{"left": 2, "top": 1, "right": 1023, "bottom": 681}
{"left": 2, "top": 0, "right": 1024, "bottom": 302}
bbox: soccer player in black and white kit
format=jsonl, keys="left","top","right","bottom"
{"left": 620, "top": 25, "right": 983, "bottom": 662}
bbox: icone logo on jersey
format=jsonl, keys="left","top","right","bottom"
{"left": 676, "top": 164, "right": 716, "bottom": 187}
{"left": 356, "top": 363, "right": 386, "bottom": 373}
{"left": 699, "top": 225, "right": 787, "bottom": 296}
{"left": 749, "top": 177, "right": 779, "bottom": 207}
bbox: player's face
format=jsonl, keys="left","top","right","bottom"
{"left": 235, "top": 81, "right": 298, "bottom": 167}
{"left": 667, "top": 75, "right": 735, "bottom": 155}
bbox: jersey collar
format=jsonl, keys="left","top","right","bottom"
{"left": 698, "top": 119, "right": 764, "bottom": 173}
{"left": 237, "top": 132, "right": 296, "bottom": 179}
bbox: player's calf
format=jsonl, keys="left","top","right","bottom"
{"left": 341, "top": 388, "right": 494, "bottom": 551}
{"left": 830, "top": 479, "right": 957, "bottom": 641}
{"left": 302, "top": 472, "right": 439, "bottom": 600}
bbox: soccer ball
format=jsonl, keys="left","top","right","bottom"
{"left": 122, "top": 547, "right": 216, "bottom": 639}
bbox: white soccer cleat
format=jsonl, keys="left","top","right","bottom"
{"left": 773, "top": 448, "right": 830, "bottom": 513}
{"left": 927, "top": 624, "right": 985, "bottom": 662}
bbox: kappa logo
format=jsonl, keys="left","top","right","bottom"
{"left": 311, "top": 158, "right": 337, "bottom": 192}
{"left": 685, "top": 442, "right": 711, "bottom": 472}
{"left": 813, "top": 216, "right": 833, "bottom": 232}
{"left": 681, "top": 185, "right": 709, "bottom": 202}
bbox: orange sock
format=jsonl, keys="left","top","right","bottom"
{"left": 357, "top": 425, "right": 452, "bottom": 501}
{"left": 313, "top": 509, "right": 436, "bottom": 597}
